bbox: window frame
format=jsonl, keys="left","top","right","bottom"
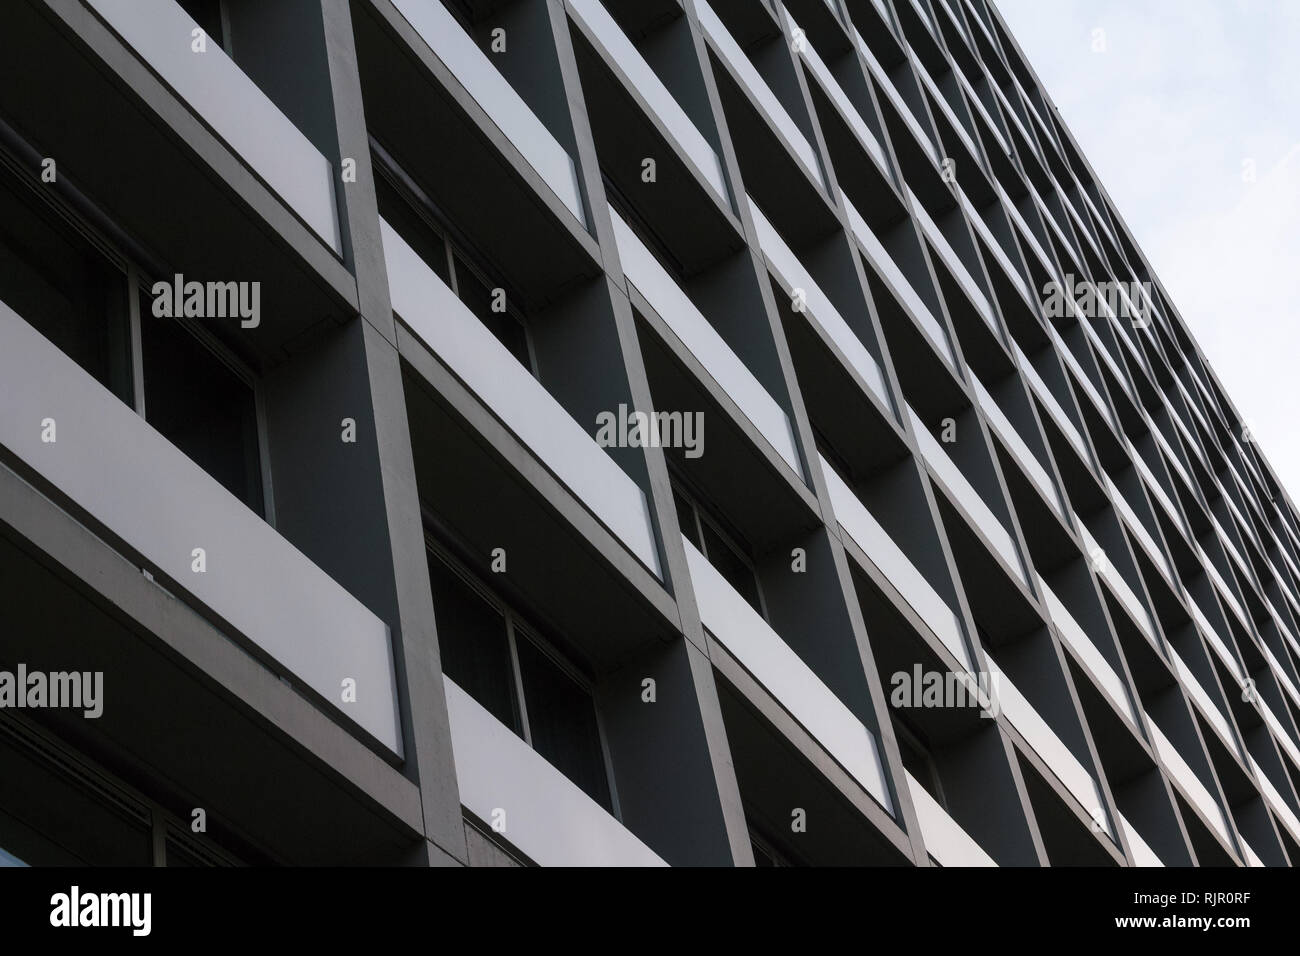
{"left": 0, "top": 130, "right": 274, "bottom": 524}
{"left": 130, "top": 276, "right": 276, "bottom": 523}
{"left": 744, "top": 810, "right": 807, "bottom": 866}
{"left": 371, "top": 139, "right": 539, "bottom": 377}
{"left": 748, "top": 825, "right": 791, "bottom": 867}
{"left": 176, "top": 0, "right": 235, "bottom": 57}
{"left": 423, "top": 532, "right": 622, "bottom": 817}
{"left": 0, "top": 710, "right": 249, "bottom": 867}
{"left": 893, "top": 714, "right": 949, "bottom": 811}
{"left": 669, "top": 471, "right": 770, "bottom": 620}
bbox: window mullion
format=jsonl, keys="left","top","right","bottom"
{"left": 504, "top": 616, "right": 532, "bottom": 746}
{"left": 126, "top": 270, "right": 147, "bottom": 416}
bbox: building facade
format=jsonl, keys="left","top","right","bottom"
{"left": 0, "top": 0, "right": 1297, "bottom": 867}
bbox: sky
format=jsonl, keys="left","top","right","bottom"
{"left": 993, "top": 0, "right": 1300, "bottom": 500}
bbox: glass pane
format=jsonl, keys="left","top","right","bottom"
{"left": 747, "top": 824, "right": 794, "bottom": 866}
{"left": 673, "top": 487, "right": 701, "bottom": 550}
{"left": 426, "top": 553, "right": 519, "bottom": 734}
{"left": 140, "top": 312, "right": 264, "bottom": 516}
{"left": 897, "top": 732, "right": 930, "bottom": 789}
{"left": 515, "top": 638, "right": 612, "bottom": 812}
{"left": 0, "top": 738, "right": 151, "bottom": 866}
{"left": 701, "top": 522, "right": 763, "bottom": 615}
{"left": 751, "top": 837, "right": 778, "bottom": 867}
{"left": 374, "top": 173, "right": 450, "bottom": 285}
{"left": 164, "top": 836, "right": 224, "bottom": 867}
{"left": 0, "top": 174, "right": 131, "bottom": 404}
{"left": 176, "top": 0, "right": 225, "bottom": 49}
{"left": 453, "top": 256, "right": 531, "bottom": 371}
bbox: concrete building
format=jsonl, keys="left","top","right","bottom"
{"left": 1, "top": 0, "right": 1298, "bottom": 866}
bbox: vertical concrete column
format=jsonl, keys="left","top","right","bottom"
{"left": 542, "top": 0, "right": 754, "bottom": 864}
{"left": 257, "top": 0, "right": 471, "bottom": 865}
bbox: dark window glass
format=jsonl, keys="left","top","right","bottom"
{"left": 897, "top": 731, "right": 930, "bottom": 790}
{"left": 814, "top": 432, "right": 853, "bottom": 489}
{"left": 453, "top": 256, "right": 531, "bottom": 370}
{"left": 747, "top": 824, "right": 795, "bottom": 866}
{"left": 373, "top": 158, "right": 532, "bottom": 371}
{"left": 374, "top": 173, "right": 450, "bottom": 285}
{"left": 0, "top": 175, "right": 130, "bottom": 403}
{"left": 701, "top": 523, "right": 762, "bottom": 614}
{"left": 445, "top": 0, "right": 477, "bottom": 31}
{"left": 673, "top": 487, "right": 701, "bottom": 550}
{"left": 671, "top": 479, "right": 764, "bottom": 615}
{"left": 164, "top": 839, "right": 206, "bottom": 867}
{"left": 0, "top": 736, "right": 151, "bottom": 866}
{"left": 895, "top": 720, "right": 944, "bottom": 806}
{"left": 164, "top": 836, "right": 230, "bottom": 867}
{"left": 177, "top": 0, "right": 225, "bottom": 49}
{"left": 426, "top": 552, "right": 519, "bottom": 734}
{"left": 515, "top": 638, "right": 611, "bottom": 812}
{"left": 140, "top": 313, "right": 264, "bottom": 516}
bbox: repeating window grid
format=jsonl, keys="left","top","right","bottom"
{"left": 359, "top": 0, "right": 1300, "bottom": 864}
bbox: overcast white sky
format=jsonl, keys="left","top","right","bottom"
{"left": 994, "top": 0, "right": 1300, "bottom": 500}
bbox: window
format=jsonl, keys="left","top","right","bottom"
{"left": 163, "top": 830, "right": 238, "bottom": 867}
{"left": 427, "top": 543, "right": 614, "bottom": 812}
{"left": 747, "top": 820, "right": 801, "bottom": 866}
{"left": 0, "top": 763, "right": 151, "bottom": 866}
{"left": 0, "top": 145, "right": 269, "bottom": 520}
{"left": 426, "top": 550, "right": 518, "bottom": 733}
{"left": 375, "top": 171, "right": 450, "bottom": 285}
{"left": 514, "top": 637, "right": 611, "bottom": 811}
{"left": 894, "top": 716, "right": 947, "bottom": 809}
{"left": 0, "top": 168, "right": 131, "bottom": 404}
{"left": 140, "top": 308, "right": 265, "bottom": 516}
{"left": 813, "top": 428, "right": 857, "bottom": 496}
{"left": 673, "top": 485, "right": 702, "bottom": 551}
{"left": 374, "top": 145, "right": 535, "bottom": 374}
{"left": 453, "top": 254, "right": 532, "bottom": 370}
{"left": 605, "top": 177, "right": 689, "bottom": 282}
{"left": 177, "top": 0, "right": 229, "bottom": 52}
{"left": 0, "top": 715, "right": 247, "bottom": 866}
{"left": 672, "top": 479, "right": 765, "bottom": 615}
